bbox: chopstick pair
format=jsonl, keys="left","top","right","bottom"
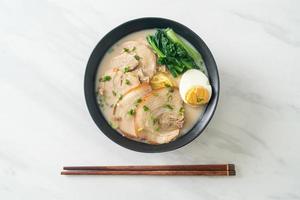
{"left": 61, "top": 164, "right": 236, "bottom": 176}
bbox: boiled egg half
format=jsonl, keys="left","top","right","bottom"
{"left": 179, "top": 69, "right": 212, "bottom": 106}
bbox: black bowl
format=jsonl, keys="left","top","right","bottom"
{"left": 84, "top": 17, "right": 219, "bottom": 153}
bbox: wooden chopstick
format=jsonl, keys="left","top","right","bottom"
{"left": 61, "top": 164, "right": 235, "bottom": 176}
{"left": 63, "top": 164, "right": 235, "bottom": 171}
{"left": 61, "top": 170, "right": 235, "bottom": 176}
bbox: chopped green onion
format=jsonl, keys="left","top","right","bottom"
{"left": 109, "top": 121, "right": 118, "bottom": 129}
{"left": 102, "top": 75, "right": 111, "bottom": 82}
{"left": 179, "top": 107, "right": 185, "bottom": 115}
{"left": 125, "top": 79, "right": 131, "bottom": 85}
{"left": 124, "top": 66, "right": 129, "bottom": 73}
{"left": 127, "top": 109, "right": 136, "bottom": 116}
{"left": 143, "top": 105, "right": 149, "bottom": 111}
{"left": 152, "top": 117, "right": 158, "bottom": 125}
{"left": 134, "top": 55, "right": 141, "bottom": 60}
{"left": 136, "top": 98, "right": 142, "bottom": 104}
{"left": 164, "top": 104, "right": 173, "bottom": 110}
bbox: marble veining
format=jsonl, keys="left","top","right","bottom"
{"left": 232, "top": 11, "right": 300, "bottom": 47}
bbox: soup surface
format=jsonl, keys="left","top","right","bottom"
{"left": 95, "top": 29, "right": 207, "bottom": 144}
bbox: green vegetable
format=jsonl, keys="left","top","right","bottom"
{"left": 147, "top": 28, "right": 204, "bottom": 77}
{"left": 134, "top": 55, "right": 141, "bottom": 60}
{"left": 167, "top": 94, "right": 172, "bottom": 102}
{"left": 124, "top": 47, "right": 136, "bottom": 53}
{"left": 164, "top": 83, "right": 171, "bottom": 88}
{"left": 134, "top": 98, "right": 142, "bottom": 107}
{"left": 197, "top": 97, "right": 204, "bottom": 102}
{"left": 143, "top": 105, "right": 149, "bottom": 111}
{"left": 109, "top": 121, "right": 118, "bottom": 129}
{"left": 102, "top": 75, "right": 111, "bottom": 82}
{"left": 152, "top": 117, "right": 158, "bottom": 125}
{"left": 165, "top": 28, "right": 204, "bottom": 71}
{"left": 179, "top": 107, "right": 185, "bottom": 115}
{"left": 164, "top": 104, "right": 173, "bottom": 110}
{"left": 118, "top": 94, "right": 123, "bottom": 100}
{"left": 136, "top": 98, "right": 142, "bottom": 104}
{"left": 168, "top": 87, "right": 174, "bottom": 93}
{"left": 127, "top": 109, "right": 136, "bottom": 116}
{"left": 125, "top": 79, "right": 131, "bottom": 85}
{"left": 123, "top": 66, "right": 129, "bottom": 73}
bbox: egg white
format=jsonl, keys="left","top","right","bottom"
{"left": 179, "top": 69, "right": 212, "bottom": 104}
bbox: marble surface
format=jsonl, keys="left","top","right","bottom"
{"left": 0, "top": 0, "right": 299, "bottom": 199}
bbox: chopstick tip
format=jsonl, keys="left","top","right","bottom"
{"left": 228, "top": 170, "right": 236, "bottom": 176}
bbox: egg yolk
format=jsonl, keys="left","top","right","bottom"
{"left": 185, "top": 86, "right": 210, "bottom": 105}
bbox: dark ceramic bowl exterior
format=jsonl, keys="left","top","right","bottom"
{"left": 84, "top": 17, "right": 219, "bottom": 153}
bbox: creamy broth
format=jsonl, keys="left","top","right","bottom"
{"left": 95, "top": 29, "right": 207, "bottom": 142}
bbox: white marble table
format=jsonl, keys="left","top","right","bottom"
{"left": 1, "top": 0, "right": 299, "bottom": 199}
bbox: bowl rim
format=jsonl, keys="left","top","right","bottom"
{"left": 84, "top": 17, "right": 219, "bottom": 153}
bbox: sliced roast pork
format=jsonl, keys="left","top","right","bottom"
{"left": 113, "top": 83, "right": 152, "bottom": 139}
{"left": 98, "top": 69, "right": 140, "bottom": 121}
{"left": 120, "top": 41, "right": 157, "bottom": 82}
{"left": 110, "top": 53, "right": 139, "bottom": 72}
{"left": 134, "top": 87, "right": 184, "bottom": 144}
